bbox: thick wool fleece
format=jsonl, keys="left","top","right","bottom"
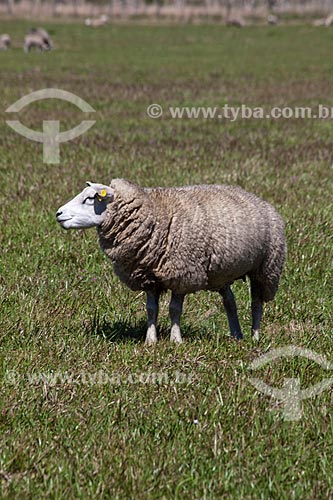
{"left": 98, "top": 179, "right": 286, "bottom": 300}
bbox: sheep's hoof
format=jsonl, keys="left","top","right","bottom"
{"left": 145, "top": 337, "right": 157, "bottom": 346}
{"left": 231, "top": 332, "right": 243, "bottom": 340}
{"left": 252, "top": 330, "right": 260, "bottom": 342}
{"left": 145, "top": 328, "right": 157, "bottom": 345}
{"left": 170, "top": 334, "right": 183, "bottom": 344}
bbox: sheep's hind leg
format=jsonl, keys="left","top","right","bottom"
{"left": 145, "top": 290, "right": 160, "bottom": 345}
{"left": 250, "top": 279, "right": 263, "bottom": 342}
{"left": 169, "top": 292, "right": 185, "bottom": 343}
{"left": 219, "top": 286, "right": 243, "bottom": 339}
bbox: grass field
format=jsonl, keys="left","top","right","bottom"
{"left": 0, "top": 19, "right": 333, "bottom": 498}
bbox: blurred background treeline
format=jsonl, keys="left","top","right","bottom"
{"left": 1, "top": 0, "right": 333, "bottom": 22}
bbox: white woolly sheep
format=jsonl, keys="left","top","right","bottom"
{"left": 56, "top": 180, "right": 286, "bottom": 344}
{"left": 267, "top": 15, "right": 279, "bottom": 25}
{"left": 24, "top": 28, "right": 52, "bottom": 53}
{"left": 0, "top": 34, "right": 11, "bottom": 50}
{"left": 226, "top": 18, "right": 246, "bottom": 28}
{"left": 85, "top": 15, "right": 109, "bottom": 27}
{"left": 312, "top": 15, "right": 333, "bottom": 27}
{"left": 325, "top": 14, "right": 333, "bottom": 27}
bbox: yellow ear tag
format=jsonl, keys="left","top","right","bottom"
{"left": 97, "top": 189, "right": 107, "bottom": 202}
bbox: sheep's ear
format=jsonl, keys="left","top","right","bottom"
{"left": 96, "top": 186, "right": 114, "bottom": 202}
{"left": 86, "top": 181, "right": 114, "bottom": 202}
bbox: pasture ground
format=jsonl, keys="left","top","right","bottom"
{"left": 0, "top": 20, "right": 332, "bottom": 498}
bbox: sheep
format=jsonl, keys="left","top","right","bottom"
{"left": 85, "top": 15, "right": 109, "bottom": 27}
{"left": 226, "top": 18, "right": 246, "bottom": 28}
{"left": 24, "top": 28, "right": 52, "bottom": 53}
{"left": 0, "top": 34, "right": 11, "bottom": 50}
{"left": 313, "top": 18, "right": 327, "bottom": 27}
{"left": 325, "top": 14, "right": 333, "bottom": 27}
{"left": 56, "top": 180, "right": 286, "bottom": 344}
{"left": 267, "top": 15, "right": 279, "bottom": 25}
{"left": 29, "top": 28, "right": 52, "bottom": 48}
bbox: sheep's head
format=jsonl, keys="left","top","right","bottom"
{"left": 56, "top": 182, "right": 114, "bottom": 230}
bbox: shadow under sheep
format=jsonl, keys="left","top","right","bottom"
{"left": 85, "top": 311, "right": 210, "bottom": 343}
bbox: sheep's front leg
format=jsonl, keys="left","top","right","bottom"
{"left": 145, "top": 290, "right": 160, "bottom": 345}
{"left": 169, "top": 292, "right": 185, "bottom": 343}
{"left": 250, "top": 279, "right": 263, "bottom": 342}
{"left": 219, "top": 286, "right": 243, "bottom": 339}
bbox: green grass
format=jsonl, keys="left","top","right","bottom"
{"left": 0, "top": 19, "right": 333, "bottom": 498}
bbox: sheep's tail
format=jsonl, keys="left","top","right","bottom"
{"left": 252, "top": 214, "right": 286, "bottom": 302}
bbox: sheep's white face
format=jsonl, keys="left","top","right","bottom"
{"left": 56, "top": 182, "right": 114, "bottom": 230}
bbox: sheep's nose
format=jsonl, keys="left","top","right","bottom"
{"left": 56, "top": 210, "right": 62, "bottom": 218}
